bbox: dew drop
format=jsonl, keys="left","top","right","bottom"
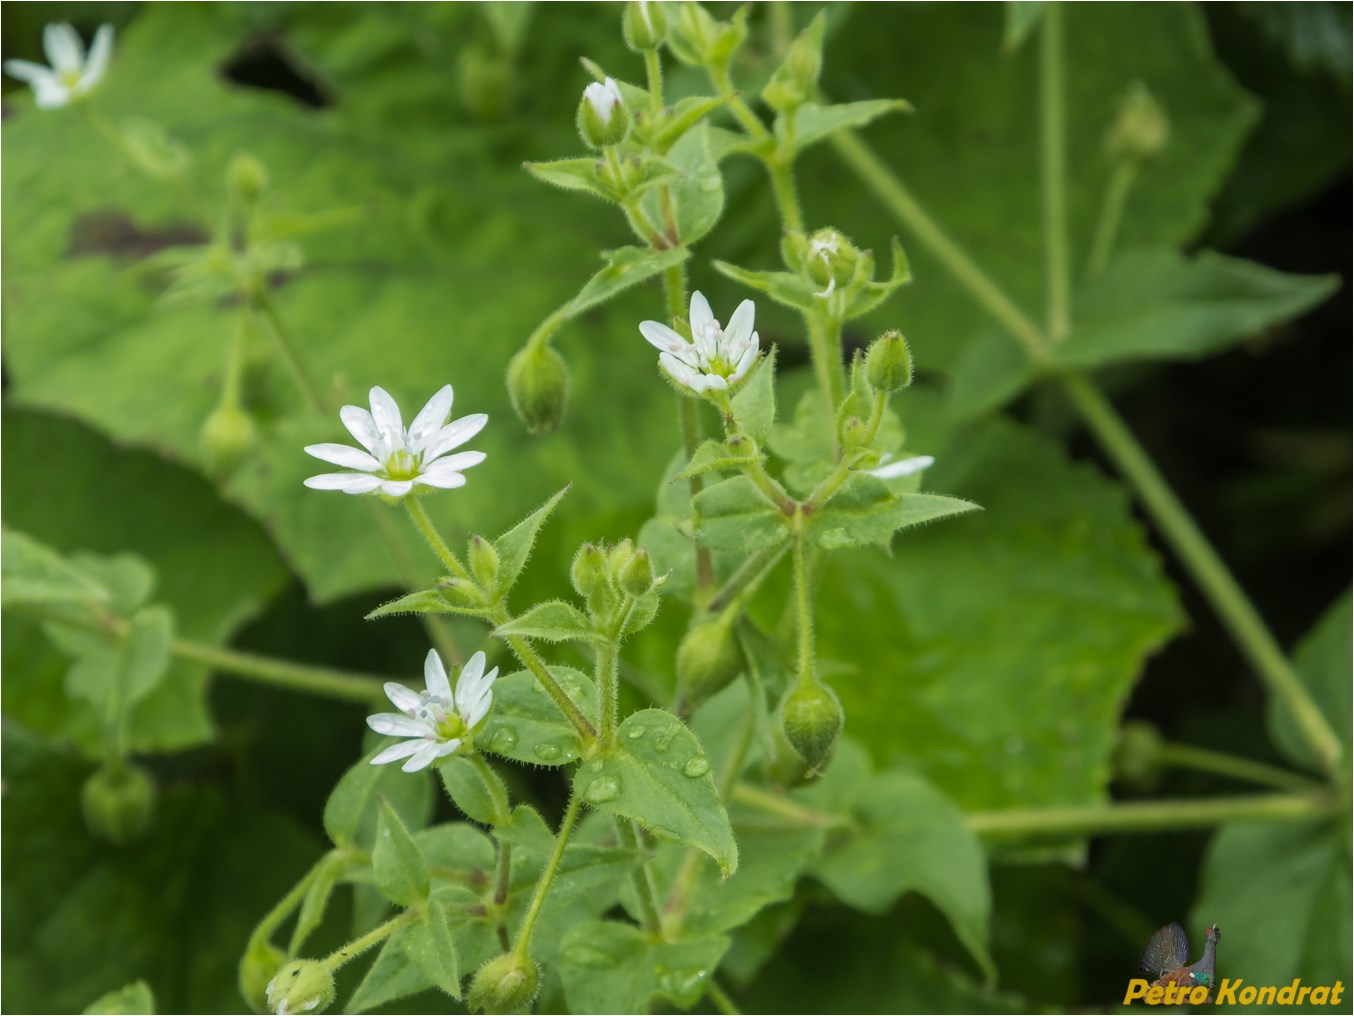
{"left": 584, "top": 775, "right": 620, "bottom": 804}
{"left": 589, "top": 759, "right": 605, "bottom": 773}
{"left": 534, "top": 742, "right": 562, "bottom": 761}
{"left": 653, "top": 728, "right": 678, "bottom": 753}
{"left": 626, "top": 725, "right": 647, "bottom": 739}
{"left": 681, "top": 756, "right": 711, "bottom": 778}
{"left": 489, "top": 726, "right": 519, "bottom": 752}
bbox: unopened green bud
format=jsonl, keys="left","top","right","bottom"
{"left": 623, "top": 0, "right": 666, "bottom": 51}
{"left": 781, "top": 230, "right": 811, "bottom": 273}
{"left": 1114, "top": 720, "right": 1165, "bottom": 791}
{"left": 82, "top": 762, "right": 155, "bottom": 845}
{"left": 578, "top": 78, "right": 630, "bottom": 149}
{"left": 239, "top": 939, "right": 285, "bottom": 1014}
{"left": 570, "top": 543, "right": 608, "bottom": 598}
{"left": 507, "top": 341, "right": 569, "bottom": 435}
{"left": 802, "top": 228, "right": 860, "bottom": 290}
{"left": 468, "top": 535, "right": 500, "bottom": 590}
{"left": 606, "top": 538, "right": 636, "bottom": 580}
{"left": 228, "top": 152, "right": 269, "bottom": 203}
{"left": 761, "top": 13, "right": 825, "bottom": 114}
{"left": 865, "top": 330, "right": 913, "bottom": 393}
{"left": 266, "top": 961, "right": 335, "bottom": 1016}
{"left": 781, "top": 681, "right": 843, "bottom": 770}
{"left": 200, "top": 402, "right": 258, "bottom": 477}
{"left": 468, "top": 953, "right": 540, "bottom": 1015}
{"left": 618, "top": 547, "right": 655, "bottom": 597}
{"left": 1105, "top": 81, "right": 1168, "bottom": 162}
{"left": 676, "top": 618, "right": 744, "bottom": 711}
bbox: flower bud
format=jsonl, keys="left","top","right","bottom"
{"left": 760, "top": 13, "right": 824, "bottom": 114}
{"left": 82, "top": 762, "right": 155, "bottom": 845}
{"left": 606, "top": 538, "right": 636, "bottom": 580}
{"left": 865, "top": 330, "right": 913, "bottom": 393}
{"left": 239, "top": 939, "right": 285, "bottom": 1014}
{"left": 200, "top": 402, "right": 259, "bottom": 477}
{"left": 1114, "top": 720, "right": 1165, "bottom": 791}
{"left": 618, "top": 547, "right": 655, "bottom": 597}
{"left": 623, "top": 0, "right": 666, "bottom": 51}
{"left": 570, "top": 543, "right": 608, "bottom": 598}
{"left": 780, "top": 681, "right": 843, "bottom": 770}
{"left": 1105, "top": 81, "right": 1168, "bottom": 162}
{"left": 468, "top": 953, "right": 540, "bottom": 1015}
{"left": 802, "top": 228, "right": 860, "bottom": 290}
{"left": 266, "top": 961, "right": 335, "bottom": 1016}
{"left": 507, "top": 342, "right": 569, "bottom": 435}
{"left": 578, "top": 78, "right": 630, "bottom": 149}
{"left": 228, "top": 152, "right": 269, "bottom": 203}
{"left": 676, "top": 618, "right": 744, "bottom": 711}
{"left": 468, "top": 535, "right": 500, "bottom": 590}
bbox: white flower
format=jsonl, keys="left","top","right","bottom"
{"left": 639, "top": 291, "right": 760, "bottom": 394}
{"left": 303, "top": 385, "right": 486, "bottom": 498}
{"left": 3, "top": 23, "right": 114, "bottom": 110}
{"left": 869, "top": 454, "right": 935, "bottom": 480}
{"left": 583, "top": 77, "right": 624, "bottom": 126}
{"left": 367, "top": 650, "right": 498, "bottom": 772}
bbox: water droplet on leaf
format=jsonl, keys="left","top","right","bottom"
{"left": 584, "top": 775, "right": 620, "bottom": 804}
{"left": 681, "top": 756, "right": 710, "bottom": 778}
{"left": 534, "top": 742, "right": 562, "bottom": 761}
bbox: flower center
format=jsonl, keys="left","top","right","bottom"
{"left": 417, "top": 694, "right": 467, "bottom": 741}
{"left": 384, "top": 448, "right": 420, "bottom": 480}
{"left": 60, "top": 69, "right": 81, "bottom": 89}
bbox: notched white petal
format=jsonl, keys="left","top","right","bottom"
{"left": 371, "top": 740, "right": 425, "bottom": 766}
{"left": 424, "top": 648, "right": 452, "bottom": 702}
{"left": 367, "top": 713, "right": 434, "bottom": 738}
{"left": 303, "top": 443, "right": 381, "bottom": 472}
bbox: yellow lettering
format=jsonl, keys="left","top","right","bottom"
{"left": 1187, "top": 985, "right": 1208, "bottom": 1005}
{"left": 1277, "top": 979, "right": 1299, "bottom": 1004}
{"left": 1214, "top": 978, "right": 1239, "bottom": 1005}
{"left": 1123, "top": 979, "right": 1149, "bottom": 1003}
{"left": 1239, "top": 985, "right": 1257, "bottom": 1004}
{"left": 1332, "top": 982, "right": 1344, "bottom": 1005}
{"left": 1256, "top": 985, "right": 1277, "bottom": 1005}
{"left": 1299, "top": 986, "right": 1316, "bottom": 1005}
{"left": 1146, "top": 985, "right": 1164, "bottom": 1005}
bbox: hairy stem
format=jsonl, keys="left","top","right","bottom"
{"left": 321, "top": 908, "right": 419, "bottom": 973}
{"left": 512, "top": 787, "right": 585, "bottom": 957}
{"left": 173, "top": 639, "right": 386, "bottom": 704}
{"left": 489, "top": 605, "right": 597, "bottom": 742}
{"left": 251, "top": 292, "right": 330, "bottom": 416}
{"left": 791, "top": 534, "right": 815, "bottom": 689}
{"left": 404, "top": 497, "right": 473, "bottom": 583}
{"left": 616, "top": 818, "right": 664, "bottom": 936}
{"left": 597, "top": 638, "right": 620, "bottom": 746}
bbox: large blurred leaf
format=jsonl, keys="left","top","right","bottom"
{"left": 1268, "top": 590, "right": 1351, "bottom": 772}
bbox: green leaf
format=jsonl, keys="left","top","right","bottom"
{"left": 1269, "top": 590, "right": 1351, "bottom": 772}
{"left": 945, "top": 329, "right": 1039, "bottom": 421}
{"left": 651, "top": 122, "right": 725, "bottom": 246}
{"left": 650, "top": 95, "right": 727, "bottom": 152}
{"left": 769, "top": 388, "right": 908, "bottom": 496}
{"left": 1054, "top": 248, "right": 1339, "bottom": 371}
{"left": 491, "top": 485, "right": 569, "bottom": 597}
{"left": 1002, "top": 2, "right": 1045, "bottom": 51}
{"left": 347, "top": 926, "right": 432, "bottom": 1014}
{"left": 808, "top": 475, "right": 980, "bottom": 550}
{"left": 374, "top": 800, "right": 430, "bottom": 906}
{"left": 403, "top": 899, "right": 462, "bottom": 998}
{"left": 555, "top": 919, "right": 730, "bottom": 1014}
{"left": 673, "top": 438, "right": 761, "bottom": 482}
{"left": 64, "top": 605, "right": 174, "bottom": 726}
{"left": 809, "top": 770, "right": 994, "bottom": 980}
{"left": 323, "top": 749, "right": 435, "bottom": 851}
{"left": 83, "top": 980, "right": 155, "bottom": 1015}
{"left": 569, "top": 246, "right": 691, "bottom": 316}
{"left": 690, "top": 475, "right": 789, "bottom": 552}
{"left": 493, "top": 600, "right": 594, "bottom": 643}
{"left": 364, "top": 587, "right": 489, "bottom": 621}
{"left": 1, "top": 530, "right": 110, "bottom": 609}
{"left": 842, "top": 236, "right": 914, "bottom": 319}
{"left": 437, "top": 755, "right": 508, "bottom": 826}
{"left": 523, "top": 156, "right": 614, "bottom": 201}
{"left": 289, "top": 852, "right": 344, "bottom": 957}
{"left": 713, "top": 260, "right": 825, "bottom": 316}
{"left": 479, "top": 667, "right": 596, "bottom": 767}
{"left": 730, "top": 347, "right": 777, "bottom": 446}
{"left": 782, "top": 99, "right": 913, "bottom": 153}
{"left": 576, "top": 708, "right": 738, "bottom": 875}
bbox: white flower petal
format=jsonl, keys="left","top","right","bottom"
{"left": 869, "top": 454, "right": 936, "bottom": 480}
{"left": 424, "top": 649, "right": 452, "bottom": 702}
{"left": 461, "top": 671, "right": 497, "bottom": 729}
{"left": 402, "top": 741, "right": 443, "bottom": 772}
{"left": 383, "top": 682, "right": 423, "bottom": 715}
{"left": 303, "top": 472, "right": 385, "bottom": 493}
{"left": 371, "top": 739, "right": 426, "bottom": 766}
{"left": 689, "top": 291, "right": 715, "bottom": 343}
{"left": 31, "top": 74, "right": 72, "bottom": 109}
{"left": 413, "top": 469, "right": 468, "bottom": 490}
{"left": 44, "top": 23, "right": 83, "bottom": 75}
{"left": 428, "top": 450, "right": 485, "bottom": 474}
{"left": 367, "top": 386, "right": 405, "bottom": 452}
{"left": 723, "top": 299, "right": 756, "bottom": 353}
{"left": 659, "top": 351, "right": 694, "bottom": 385}
{"left": 454, "top": 652, "right": 486, "bottom": 708}
{"left": 702, "top": 373, "right": 729, "bottom": 390}
{"left": 431, "top": 738, "right": 462, "bottom": 760}
{"left": 379, "top": 479, "right": 414, "bottom": 497}
{"left": 368, "top": 712, "right": 435, "bottom": 738}
{"left": 77, "top": 24, "right": 113, "bottom": 93}
{"left": 421, "top": 413, "right": 488, "bottom": 460}
{"left": 303, "top": 443, "right": 380, "bottom": 472}
{"left": 639, "top": 320, "right": 690, "bottom": 355}
{"left": 3, "top": 59, "right": 58, "bottom": 85}
{"left": 339, "top": 405, "right": 382, "bottom": 456}
{"left": 408, "top": 385, "right": 454, "bottom": 452}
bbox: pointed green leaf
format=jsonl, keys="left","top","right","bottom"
{"left": 65, "top": 605, "right": 174, "bottom": 721}
{"left": 809, "top": 475, "right": 980, "bottom": 549}
{"left": 782, "top": 99, "right": 913, "bottom": 152}
{"left": 374, "top": 799, "right": 429, "bottom": 906}
{"left": 651, "top": 122, "right": 724, "bottom": 246}
{"left": 713, "top": 260, "right": 822, "bottom": 314}
{"left": 843, "top": 237, "right": 914, "bottom": 318}
{"left": 438, "top": 755, "right": 509, "bottom": 826}
{"left": 730, "top": 347, "right": 778, "bottom": 445}
{"left": 365, "top": 587, "right": 489, "bottom": 621}
{"left": 522, "top": 157, "right": 615, "bottom": 201}
{"left": 403, "top": 899, "right": 462, "bottom": 998}
{"left": 651, "top": 95, "right": 727, "bottom": 151}
{"left": 1, "top": 530, "right": 110, "bottom": 609}
{"left": 673, "top": 437, "right": 761, "bottom": 482}
{"left": 347, "top": 926, "right": 432, "bottom": 1014}
{"left": 556, "top": 919, "right": 730, "bottom": 1013}
{"left": 323, "top": 749, "right": 435, "bottom": 850}
{"left": 493, "top": 600, "right": 594, "bottom": 642}
{"left": 690, "top": 475, "right": 789, "bottom": 552}
{"left": 569, "top": 246, "right": 691, "bottom": 316}
{"left": 492, "top": 485, "right": 570, "bottom": 595}
{"left": 1269, "top": 590, "right": 1350, "bottom": 772}
{"left": 577, "top": 708, "right": 738, "bottom": 875}
{"left": 480, "top": 667, "right": 595, "bottom": 767}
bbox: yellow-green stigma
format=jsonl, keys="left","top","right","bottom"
{"left": 384, "top": 449, "right": 421, "bottom": 480}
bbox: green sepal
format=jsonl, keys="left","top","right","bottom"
{"left": 373, "top": 799, "right": 430, "bottom": 906}
{"left": 715, "top": 238, "right": 909, "bottom": 320}
{"left": 403, "top": 899, "right": 462, "bottom": 998}
{"left": 690, "top": 475, "right": 790, "bottom": 552}
{"left": 493, "top": 600, "right": 594, "bottom": 643}
{"left": 569, "top": 246, "right": 691, "bottom": 316}
{"left": 808, "top": 475, "right": 980, "bottom": 550}
{"left": 491, "top": 485, "right": 570, "bottom": 598}
{"left": 674, "top": 437, "right": 762, "bottom": 481}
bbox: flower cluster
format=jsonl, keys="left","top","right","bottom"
{"left": 367, "top": 650, "right": 498, "bottom": 772}
{"left": 640, "top": 291, "right": 759, "bottom": 394}
{"left": 3, "top": 23, "right": 113, "bottom": 109}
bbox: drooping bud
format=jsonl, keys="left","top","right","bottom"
{"left": 675, "top": 617, "right": 744, "bottom": 711}
{"left": 507, "top": 341, "right": 569, "bottom": 435}
{"left": 468, "top": 535, "right": 501, "bottom": 590}
{"left": 623, "top": 0, "right": 667, "bottom": 51}
{"left": 82, "top": 762, "right": 156, "bottom": 845}
{"left": 865, "top": 330, "right": 913, "bottom": 393}
{"left": 618, "top": 547, "right": 655, "bottom": 597}
{"left": 227, "top": 152, "right": 269, "bottom": 204}
{"left": 780, "top": 681, "right": 843, "bottom": 770}
{"left": 239, "top": 939, "right": 285, "bottom": 1014}
{"left": 266, "top": 961, "right": 335, "bottom": 1016}
{"left": 570, "top": 543, "right": 608, "bottom": 599}
{"left": 468, "top": 953, "right": 540, "bottom": 1015}
{"left": 1114, "top": 720, "right": 1165, "bottom": 791}
{"left": 200, "top": 402, "right": 259, "bottom": 477}
{"left": 577, "top": 78, "right": 630, "bottom": 149}
{"left": 1105, "top": 81, "right": 1169, "bottom": 162}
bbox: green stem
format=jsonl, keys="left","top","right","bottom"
{"left": 245, "top": 851, "right": 335, "bottom": 952}
{"left": 597, "top": 638, "right": 620, "bottom": 746}
{"left": 643, "top": 49, "right": 665, "bottom": 118}
{"left": 1039, "top": 4, "right": 1070, "bottom": 342}
{"left": 1060, "top": 373, "right": 1344, "bottom": 779}
{"left": 489, "top": 605, "right": 597, "bottom": 742}
{"left": 512, "top": 787, "right": 585, "bottom": 957}
{"left": 471, "top": 753, "right": 513, "bottom": 825}
{"left": 321, "top": 908, "right": 419, "bottom": 973}
{"left": 525, "top": 303, "right": 573, "bottom": 355}
{"left": 712, "top": 542, "right": 789, "bottom": 620}
{"left": 404, "top": 497, "right": 473, "bottom": 583}
{"left": 706, "top": 979, "right": 743, "bottom": 1016}
{"left": 730, "top": 783, "right": 849, "bottom": 828}
{"left": 173, "top": 638, "right": 386, "bottom": 704}
{"left": 250, "top": 292, "right": 330, "bottom": 416}
{"left": 769, "top": 156, "right": 804, "bottom": 231}
{"left": 616, "top": 818, "right": 663, "bottom": 936}
{"left": 791, "top": 534, "right": 815, "bottom": 689}
{"left": 1086, "top": 160, "right": 1137, "bottom": 278}
{"left": 806, "top": 312, "right": 844, "bottom": 424}
{"left": 711, "top": 67, "right": 771, "bottom": 142}
{"left": 368, "top": 500, "right": 464, "bottom": 666}
{"left": 1158, "top": 741, "right": 1320, "bottom": 793}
